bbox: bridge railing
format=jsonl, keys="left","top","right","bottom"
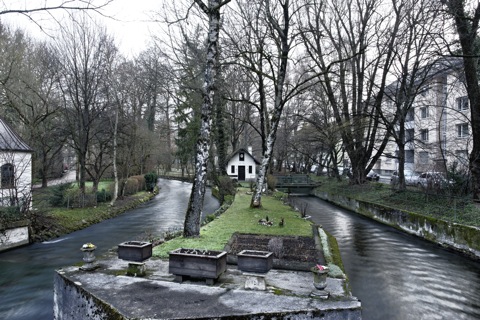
{"left": 274, "top": 174, "right": 316, "bottom": 185}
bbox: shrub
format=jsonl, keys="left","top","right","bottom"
{"left": 96, "top": 189, "right": 112, "bottom": 203}
{"left": 48, "top": 183, "right": 73, "bottom": 207}
{"left": 123, "top": 178, "right": 139, "bottom": 196}
{"left": 144, "top": 172, "right": 159, "bottom": 191}
{"left": 267, "top": 174, "right": 277, "bottom": 191}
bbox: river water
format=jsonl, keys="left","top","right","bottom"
{"left": 0, "top": 179, "right": 219, "bottom": 320}
{"left": 296, "top": 196, "right": 480, "bottom": 320}
{"left": 2, "top": 180, "right": 480, "bottom": 320}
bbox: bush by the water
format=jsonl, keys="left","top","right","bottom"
{"left": 144, "top": 172, "right": 159, "bottom": 191}
{"left": 48, "top": 183, "right": 73, "bottom": 207}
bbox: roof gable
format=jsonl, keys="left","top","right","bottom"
{"left": 227, "top": 148, "right": 260, "bottom": 165}
{"left": 0, "top": 118, "right": 32, "bottom": 152}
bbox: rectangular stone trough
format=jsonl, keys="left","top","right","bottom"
{"left": 237, "top": 250, "right": 273, "bottom": 273}
{"left": 118, "top": 241, "right": 152, "bottom": 262}
{"left": 169, "top": 248, "right": 227, "bottom": 284}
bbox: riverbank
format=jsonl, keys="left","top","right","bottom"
{"left": 312, "top": 185, "right": 480, "bottom": 260}
{"left": 30, "top": 189, "right": 158, "bottom": 243}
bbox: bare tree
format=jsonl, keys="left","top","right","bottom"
{"left": 442, "top": 1, "right": 480, "bottom": 201}
{"left": 53, "top": 14, "right": 117, "bottom": 196}
{"left": 299, "top": 0, "right": 409, "bottom": 184}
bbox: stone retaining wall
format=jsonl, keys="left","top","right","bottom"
{"left": 313, "top": 190, "right": 480, "bottom": 260}
{"left": 0, "top": 220, "right": 29, "bottom": 252}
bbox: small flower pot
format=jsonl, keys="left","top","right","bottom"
{"left": 311, "top": 266, "right": 329, "bottom": 290}
{"left": 237, "top": 250, "right": 273, "bottom": 273}
{"left": 118, "top": 241, "right": 152, "bottom": 262}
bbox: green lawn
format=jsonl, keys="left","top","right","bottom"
{"left": 152, "top": 189, "right": 313, "bottom": 258}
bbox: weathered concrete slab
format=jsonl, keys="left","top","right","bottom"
{"left": 54, "top": 254, "right": 362, "bottom": 319}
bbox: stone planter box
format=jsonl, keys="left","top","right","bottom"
{"left": 237, "top": 250, "right": 273, "bottom": 273}
{"left": 118, "top": 241, "right": 152, "bottom": 262}
{"left": 169, "top": 248, "right": 227, "bottom": 284}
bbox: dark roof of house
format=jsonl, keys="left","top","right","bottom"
{"left": 227, "top": 148, "right": 260, "bottom": 165}
{"left": 0, "top": 117, "right": 32, "bottom": 152}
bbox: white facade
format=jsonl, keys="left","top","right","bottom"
{"left": 378, "top": 63, "right": 471, "bottom": 175}
{"left": 0, "top": 151, "right": 32, "bottom": 208}
{"left": 226, "top": 148, "right": 259, "bottom": 181}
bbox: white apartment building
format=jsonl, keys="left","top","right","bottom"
{"left": 376, "top": 59, "right": 471, "bottom": 176}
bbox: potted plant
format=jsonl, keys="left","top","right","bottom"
{"left": 169, "top": 248, "right": 227, "bottom": 284}
{"left": 311, "top": 264, "right": 329, "bottom": 290}
{"left": 237, "top": 250, "right": 273, "bottom": 273}
{"left": 118, "top": 241, "right": 152, "bottom": 262}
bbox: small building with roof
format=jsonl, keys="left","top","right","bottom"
{"left": 0, "top": 117, "right": 33, "bottom": 208}
{"left": 226, "top": 147, "right": 260, "bottom": 181}
{"left": 0, "top": 117, "right": 33, "bottom": 251}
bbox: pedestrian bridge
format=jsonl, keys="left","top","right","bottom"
{"left": 274, "top": 174, "right": 321, "bottom": 194}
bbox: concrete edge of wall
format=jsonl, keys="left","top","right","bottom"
{"left": 0, "top": 220, "right": 30, "bottom": 252}
{"left": 313, "top": 190, "right": 480, "bottom": 260}
{"left": 54, "top": 271, "right": 125, "bottom": 320}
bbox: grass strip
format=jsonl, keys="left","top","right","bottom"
{"left": 152, "top": 189, "right": 313, "bottom": 258}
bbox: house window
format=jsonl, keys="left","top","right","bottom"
{"left": 1, "top": 163, "right": 14, "bottom": 188}
{"left": 231, "top": 165, "right": 235, "bottom": 174}
{"left": 456, "top": 96, "right": 469, "bottom": 111}
{"left": 249, "top": 166, "right": 253, "bottom": 174}
{"left": 239, "top": 152, "right": 245, "bottom": 161}
{"left": 457, "top": 123, "right": 469, "bottom": 137}
{"left": 420, "top": 106, "right": 429, "bottom": 119}
{"left": 419, "top": 151, "right": 429, "bottom": 164}
{"left": 420, "top": 129, "right": 429, "bottom": 142}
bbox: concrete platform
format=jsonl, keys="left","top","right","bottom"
{"left": 54, "top": 253, "right": 361, "bottom": 319}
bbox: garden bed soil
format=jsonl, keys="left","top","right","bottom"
{"left": 225, "top": 233, "right": 322, "bottom": 271}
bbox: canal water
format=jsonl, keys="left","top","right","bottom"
{"left": 296, "top": 196, "right": 480, "bottom": 320}
{"left": 0, "top": 179, "right": 219, "bottom": 320}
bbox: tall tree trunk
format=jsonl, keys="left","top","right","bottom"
{"left": 251, "top": 0, "right": 291, "bottom": 208}
{"left": 183, "top": 0, "right": 231, "bottom": 237}
{"left": 444, "top": 1, "right": 480, "bottom": 201}
{"left": 110, "top": 105, "right": 119, "bottom": 206}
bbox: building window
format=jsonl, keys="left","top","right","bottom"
{"left": 239, "top": 152, "right": 245, "bottom": 161}
{"left": 455, "top": 150, "right": 469, "bottom": 165}
{"left": 231, "top": 165, "right": 235, "bottom": 174}
{"left": 456, "top": 96, "right": 469, "bottom": 111}
{"left": 249, "top": 166, "right": 253, "bottom": 174}
{"left": 457, "top": 123, "right": 469, "bottom": 137}
{"left": 420, "top": 129, "right": 429, "bottom": 141}
{"left": 1, "top": 163, "right": 14, "bottom": 188}
{"left": 405, "top": 150, "right": 414, "bottom": 163}
{"left": 420, "top": 106, "right": 429, "bottom": 119}
{"left": 406, "top": 108, "right": 415, "bottom": 121}
{"left": 419, "top": 151, "right": 429, "bottom": 164}
{"left": 405, "top": 129, "right": 415, "bottom": 143}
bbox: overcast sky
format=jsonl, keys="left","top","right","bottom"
{"left": 1, "top": 0, "right": 163, "bottom": 57}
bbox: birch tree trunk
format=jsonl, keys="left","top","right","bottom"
{"left": 251, "top": 0, "right": 291, "bottom": 208}
{"left": 183, "top": 0, "right": 231, "bottom": 237}
{"left": 110, "top": 105, "right": 119, "bottom": 206}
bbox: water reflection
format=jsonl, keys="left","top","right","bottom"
{"left": 299, "top": 196, "right": 480, "bottom": 320}
{"left": 0, "top": 179, "right": 219, "bottom": 320}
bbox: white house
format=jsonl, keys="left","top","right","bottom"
{"left": 226, "top": 147, "right": 260, "bottom": 181}
{"left": 0, "top": 117, "right": 33, "bottom": 251}
{"left": 0, "top": 117, "right": 33, "bottom": 208}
